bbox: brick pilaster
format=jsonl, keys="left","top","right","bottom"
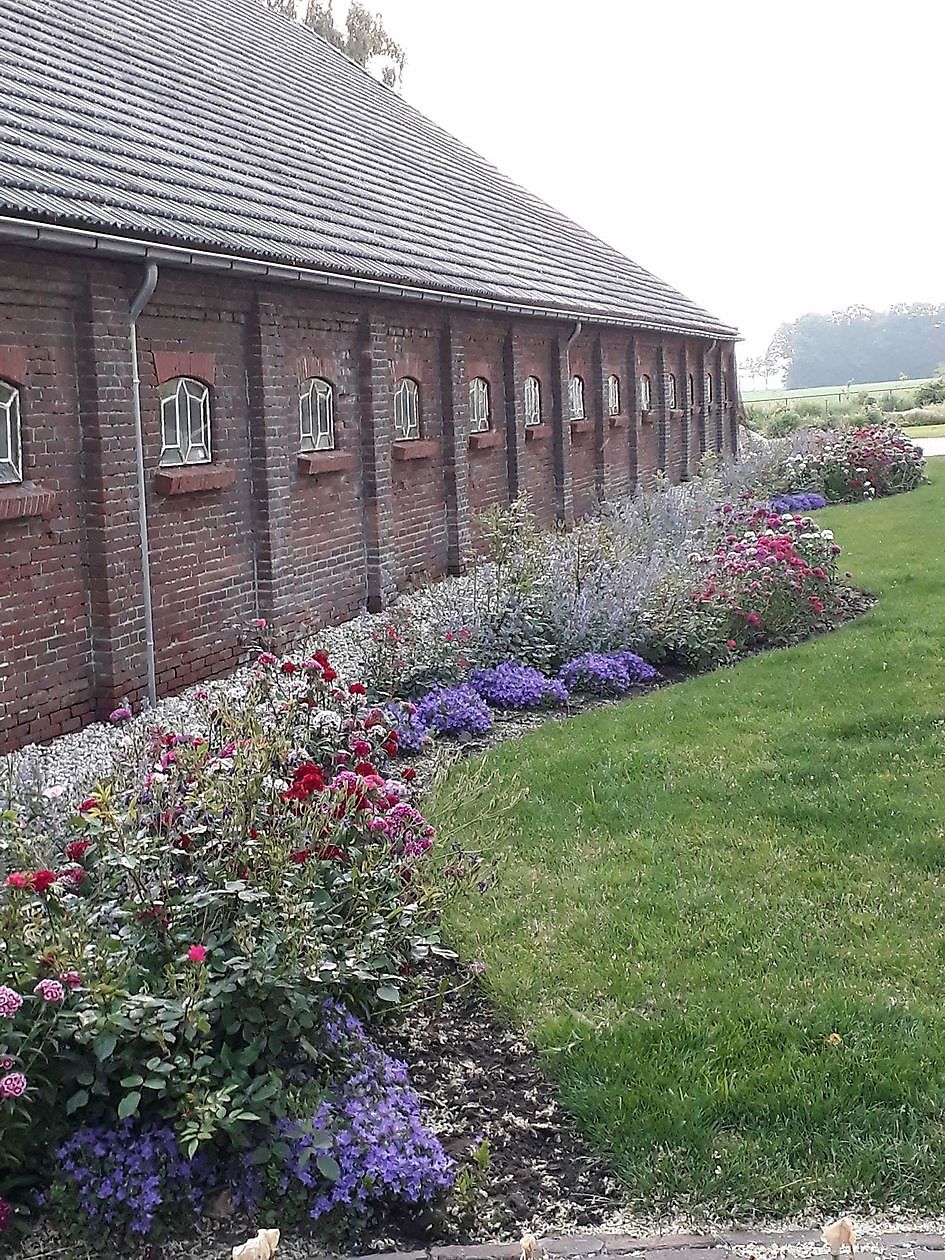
{"left": 440, "top": 318, "right": 471, "bottom": 574}
{"left": 75, "top": 269, "right": 148, "bottom": 716}
{"left": 359, "top": 315, "right": 396, "bottom": 612}
{"left": 714, "top": 343, "right": 725, "bottom": 454}
{"left": 656, "top": 342, "right": 670, "bottom": 473}
{"left": 503, "top": 328, "right": 526, "bottom": 501}
{"left": 625, "top": 334, "right": 641, "bottom": 491}
{"left": 591, "top": 333, "right": 607, "bottom": 501}
{"left": 550, "top": 332, "right": 574, "bottom": 525}
{"left": 696, "top": 343, "right": 708, "bottom": 457}
{"left": 247, "top": 292, "right": 294, "bottom": 625}
{"left": 679, "top": 341, "right": 691, "bottom": 482}
{"left": 724, "top": 346, "right": 740, "bottom": 456}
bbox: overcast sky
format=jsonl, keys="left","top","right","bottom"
{"left": 356, "top": 0, "right": 944, "bottom": 361}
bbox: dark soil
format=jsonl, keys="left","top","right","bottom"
{"left": 383, "top": 963, "right": 626, "bottom": 1246}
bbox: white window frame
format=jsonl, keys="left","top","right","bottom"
{"left": 668, "top": 373, "right": 678, "bottom": 410}
{"left": 469, "top": 377, "right": 491, "bottom": 433}
{"left": 640, "top": 374, "right": 652, "bottom": 413}
{"left": 393, "top": 377, "right": 420, "bottom": 441}
{"left": 159, "top": 377, "right": 211, "bottom": 467}
{"left": 299, "top": 377, "right": 335, "bottom": 452}
{"left": 0, "top": 379, "right": 23, "bottom": 485}
{"left": 523, "top": 375, "right": 542, "bottom": 427}
{"left": 607, "top": 374, "right": 621, "bottom": 417}
{"left": 569, "top": 375, "right": 585, "bottom": 421}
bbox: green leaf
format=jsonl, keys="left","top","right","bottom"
{"left": 93, "top": 1031, "right": 117, "bottom": 1062}
{"left": 118, "top": 1091, "right": 141, "bottom": 1119}
{"left": 65, "top": 1089, "right": 89, "bottom": 1115}
{"left": 120, "top": 1074, "right": 144, "bottom": 1089}
{"left": 376, "top": 984, "right": 400, "bottom": 1003}
{"left": 316, "top": 1154, "right": 341, "bottom": 1182}
{"left": 144, "top": 1076, "right": 166, "bottom": 1091}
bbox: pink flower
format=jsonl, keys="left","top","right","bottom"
{"left": 257, "top": 651, "right": 277, "bottom": 667}
{"left": 65, "top": 839, "right": 92, "bottom": 863}
{"left": 253, "top": 617, "right": 267, "bottom": 629}
{"left": 726, "top": 639, "right": 737, "bottom": 650}
{"left": 34, "top": 979, "right": 65, "bottom": 1003}
{"left": 0, "top": 987, "right": 23, "bottom": 1018}
{"left": 59, "top": 971, "right": 83, "bottom": 991}
{"left": 0, "top": 1197, "right": 11, "bottom": 1232}
{"left": 0, "top": 1072, "right": 27, "bottom": 1099}
{"left": 0, "top": 1058, "right": 13, "bottom": 1072}
{"left": 3, "top": 873, "right": 29, "bottom": 890}
{"left": 352, "top": 739, "right": 372, "bottom": 758}
{"left": 746, "top": 612, "right": 761, "bottom": 628}
{"left": 108, "top": 706, "right": 132, "bottom": 723}
{"left": 188, "top": 945, "right": 207, "bottom": 964}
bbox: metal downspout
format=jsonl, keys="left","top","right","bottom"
{"left": 565, "top": 319, "right": 583, "bottom": 373}
{"left": 129, "top": 264, "right": 159, "bottom": 707}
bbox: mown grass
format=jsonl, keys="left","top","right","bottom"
{"left": 438, "top": 464, "right": 945, "bottom": 1218}
{"left": 902, "top": 423, "right": 945, "bottom": 438}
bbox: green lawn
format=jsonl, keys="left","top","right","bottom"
{"left": 902, "top": 423, "right": 945, "bottom": 438}
{"left": 439, "top": 465, "right": 945, "bottom": 1218}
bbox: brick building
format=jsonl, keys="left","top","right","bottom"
{"left": 0, "top": 0, "right": 738, "bottom": 753}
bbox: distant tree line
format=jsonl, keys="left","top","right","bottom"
{"left": 749, "top": 304, "right": 945, "bottom": 390}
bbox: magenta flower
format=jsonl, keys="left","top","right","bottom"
{"left": 59, "top": 971, "right": 83, "bottom": 991}
{"left": 108, "top": 706, "right": 132, "bottom": 723}
{"left": 0, "top": 986, "right": 23, "bottom": 1018}
{"left": 188, "top": 944, "right": 207, "bottom": 964}
{"left": 0, "top": 1197, "right": 10, "bottom": 1231}
{"left": 0, "top": 1072, "right": 27, "bottom": 1099}
{"left": 34, "top": 979, "right": 65, "bottom": 1003}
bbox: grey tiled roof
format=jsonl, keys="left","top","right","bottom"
{"left": 0, "top": 0, "right": 737, "bottom": 338}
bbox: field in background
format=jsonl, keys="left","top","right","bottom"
{"left": 742, "top": 378, "right": 933, "bottom": 405}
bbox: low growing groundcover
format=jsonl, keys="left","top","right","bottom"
{"left": 438, "top": 461, "right": 945, "bottom": 1218}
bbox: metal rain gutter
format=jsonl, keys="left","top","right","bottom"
{"left": 0, "top": 215, "right": 739, "bottom": 343}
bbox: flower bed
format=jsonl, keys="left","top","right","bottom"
{"left": 0, "top": 658, "right": 470, "bottom": 1249}
{"left": 782, "top": 422, "right": 925, "bottom": 502}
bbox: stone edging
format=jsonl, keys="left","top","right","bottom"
{"left": 345, "top": 1233, "right": 945, "bottom": 1260}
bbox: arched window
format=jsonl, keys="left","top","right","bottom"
{"left": 688, "top": 373, "right": 695, "bottom": 407}
{"left": 608, "top": 374, "right": 621, "bottom": 416}
{"left": 469, "top": 377, "right": 491, "bottom": 433}
{"left": 393, "top": 377, "right": 420, "bottom": 441}
{"left": 569, "top": 375, "right": 585, "bottom": 421}
{"left": 640, "top": 374, "right": 652, "bottom": 413}
{"left": 668, "top": 373, "right": 678, "bottom": 410}
{"left": 706, "top": 372, "right": 714, "bottom": 407}
{"left": 0, "top": 379, "right": 23, "bottom": 485}
{"left": 523, "top": 375, "right": 542, "bottom": 427}
{"left": 159, "top": 377, "right": 211, "bottom": 467}
{"left": 299, "top": 377, "right": 335, "bottom": 452}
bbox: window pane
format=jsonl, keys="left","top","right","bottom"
{"left": 0, "top": 382, "right": 20, "bottom": 484}
{"left": 524, "top": 376, "right": 541, "bottom": 426}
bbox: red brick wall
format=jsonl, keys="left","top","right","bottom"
{"left": 0, "top": 252, "right": 96, "bottom": 750}
{"left": 567, "top": 335, "right": 598, "bottom": 519}
{"left": 464, "top": 328, "right": 510, "bottom": 544}
{"left": 0, "top": 243, "right": 737, "bottom": 753}
{"left": 517, "top": 333, "right": 557, "bottom": 528}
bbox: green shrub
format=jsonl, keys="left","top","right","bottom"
{"left": 915, "top": 378, "right": 945, "bottom": 406}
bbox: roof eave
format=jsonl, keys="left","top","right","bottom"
{"left": 0, "top": 214, "right": 739, "bottom": 341}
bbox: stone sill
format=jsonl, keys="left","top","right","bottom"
{"left": 608, "top": 415, "right": 627, "bottom": 429}
{"left": 469, "top": 430, "right": 503, "bottom": 451}
{"left": 393, "top": 439, "right": 438, "bottom": 461}
{"left": 297, "top": 450, "right": 357, "bottom": 476}
{"left": 570, "top": 419, "right": 593, "bottom": 437}
{"left": 0, "top": 482, "right": 56, "bottom": 522}
{"left": 524, "top": 423, "right": 551, "bottom": 442}
{"left": 154, "top": 465, "right": 236, "bottom": 496}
